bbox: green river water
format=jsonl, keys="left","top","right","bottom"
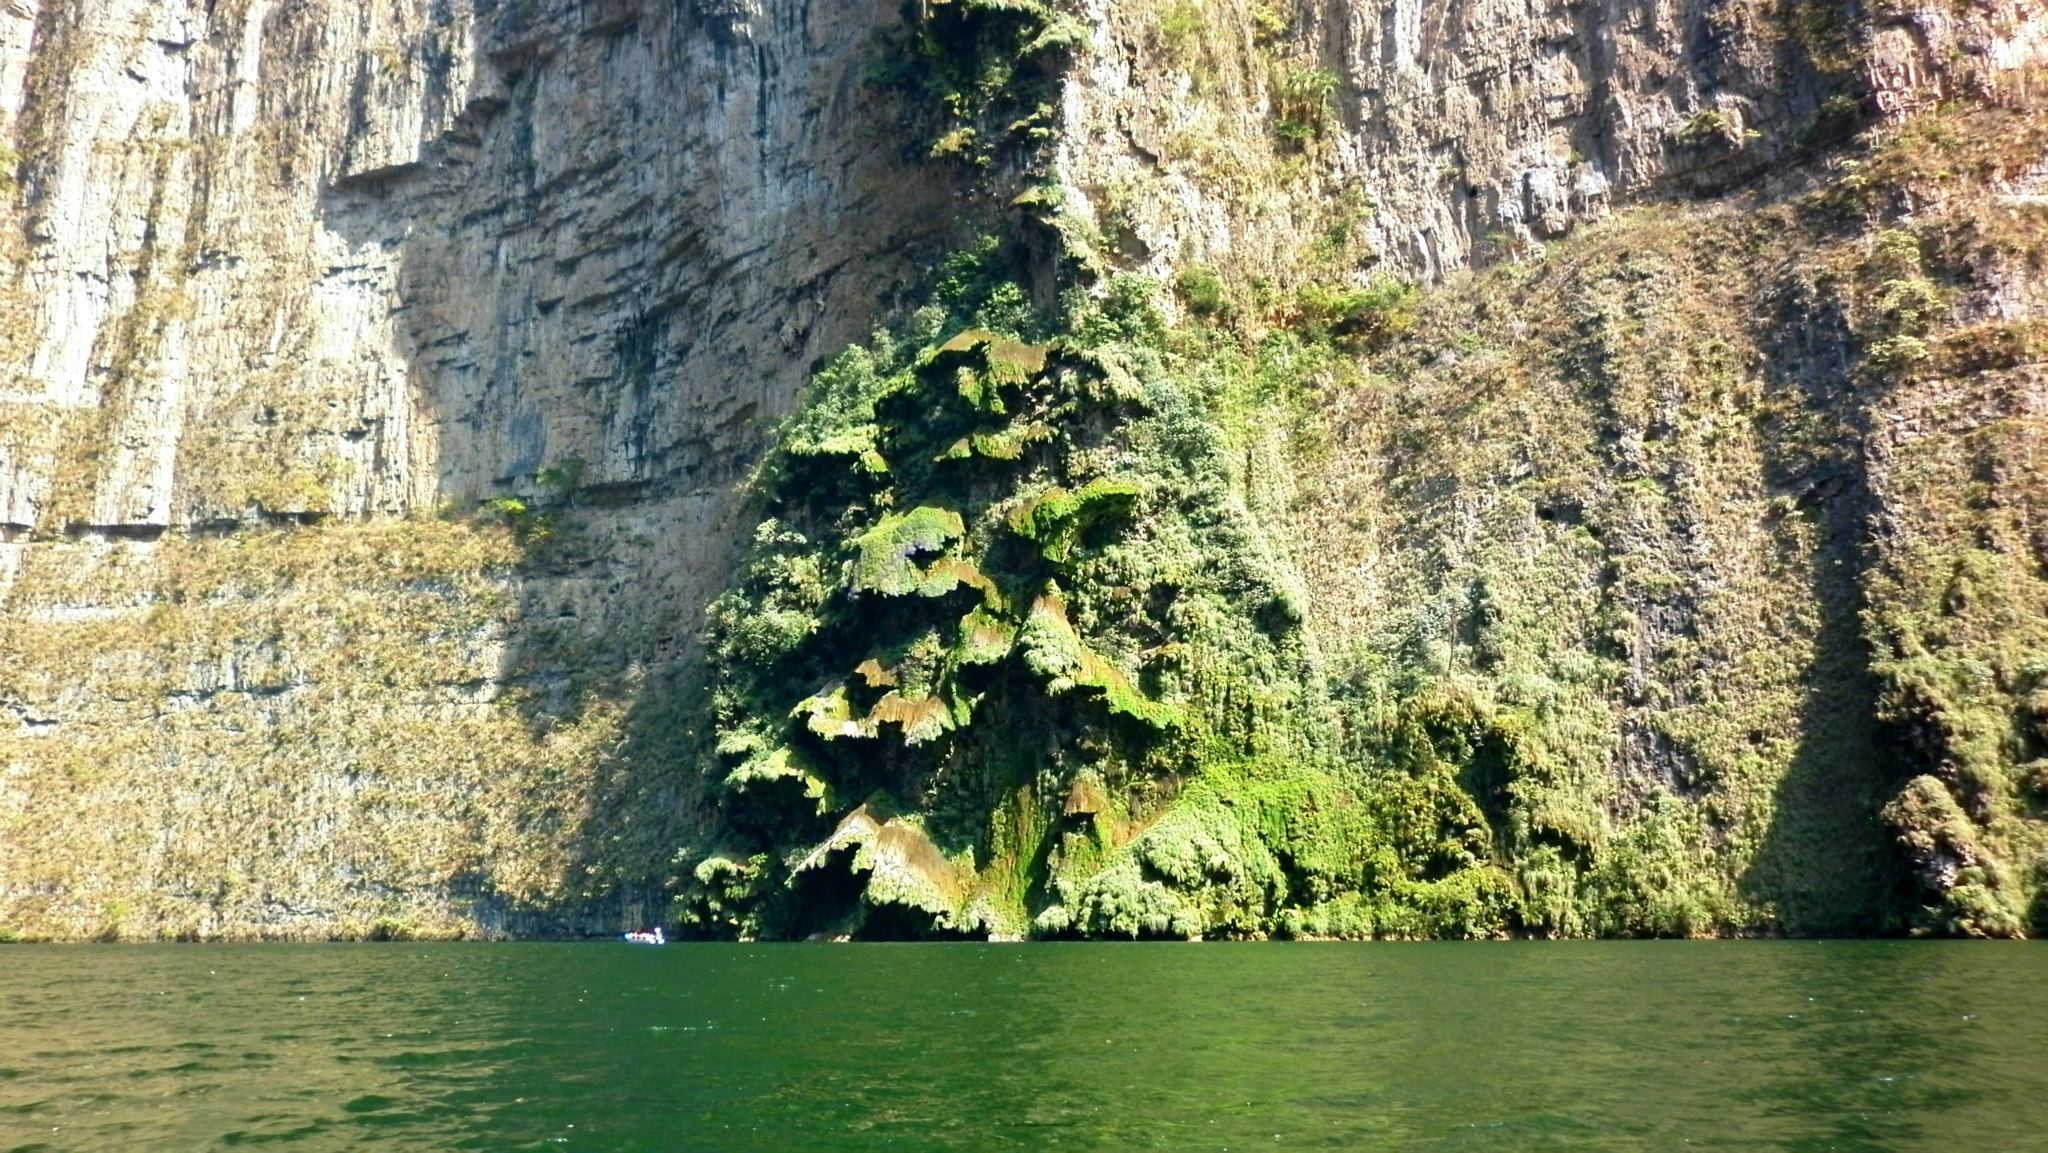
{"left": 1, "top": 942, "right": 2043, "bottom": 1151}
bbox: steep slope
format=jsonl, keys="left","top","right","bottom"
{"left": 1, "top": 0, "right": 2044, "bottom": 939}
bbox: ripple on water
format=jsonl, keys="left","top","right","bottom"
{"left": 219, "top": 1119, "right": 332, "bottom": 1146}
{"left": 0, "top": 1097, "right": 52, "bottom": 1115}
{"left": 5, "top": 942, "right": 2048, "bottom": 1153}
{"left": 130, "top": 1058, "right": 225, "bottom": 1078}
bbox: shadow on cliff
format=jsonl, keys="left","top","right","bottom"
{"left": 1736, "top": 274, "right": 1912, "bottom": 936}
{"left": 315, "top": 0, "right": 955, "bottom": 936}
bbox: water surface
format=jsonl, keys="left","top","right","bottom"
{"left": 2, "top": 942, "right": 2042, "bottom": 1151}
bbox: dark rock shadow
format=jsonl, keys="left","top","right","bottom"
{"left": 1737, "top": 267, "right": 1912, "bottom": 935}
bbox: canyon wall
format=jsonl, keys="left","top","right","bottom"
{"left": 2, "top": 0, "right": 2045, "bottom": 938}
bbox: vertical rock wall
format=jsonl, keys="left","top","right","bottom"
{"left": 0, "top": 0, "right": 951, "bottom": 939}
{"left": 1055, "top": 0, "right": 2043, "bottom": 282}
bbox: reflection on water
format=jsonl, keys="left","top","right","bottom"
{"left": 1, "top": 942, "right": 2042, "bottom": 1152}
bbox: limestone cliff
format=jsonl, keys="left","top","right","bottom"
{"left": 2, "top": 0, "right": 2045, "bottom": 940}
{"left": 0, "top": 0, "right": 950, "bottom": 938}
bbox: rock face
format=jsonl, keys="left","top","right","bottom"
{"left": 1057, "top": 0, "right": 2043, "bottom": 281}
{"left": 5, "top": 0, "right": 950, "bottom": 526}
{"left": 0, "top": 0, "right": 951, "bottom": 938}
{"left": 1, "top": 0, "right": 2045, "bottom": 939}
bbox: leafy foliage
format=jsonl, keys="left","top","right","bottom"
{"left": 869, "top": 0, "right": 1083, "bottom": 168}
{"left": 1272, "top": 66, "right": 1340, "bottom": 148}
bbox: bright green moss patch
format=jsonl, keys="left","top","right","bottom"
{"left": 1008, "top": 479, "right": 1142, "bottom": 566}
{"left": 849, "top": 507, "right": 968, "bottom": 596}
{"left": 1017, "top": 591, "right": 1180, "bottom": 729}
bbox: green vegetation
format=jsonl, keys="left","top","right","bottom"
{"left": 868, "top": 0, "right": 1083, "bottom": 167}
{"left": 677, "top": 247, "right": 1357, "bottom": 937}
{"left": 1174, "top": 265, "right": 1228, "bottom": 317}
{"left": 480, "top": 458, "right": 588, "bottom": 546}
{"left": 1158, "top": 1, "right": 1206, "bottom": 63}
{"left": 1272, "top": 66, "right": 1339, "bottom": 148}
{"left": 1290, "top": 277, "right": 1420, "bottom": 351}
{"left": 1821, "top": 99, "right": 2048, "bottom": 938}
